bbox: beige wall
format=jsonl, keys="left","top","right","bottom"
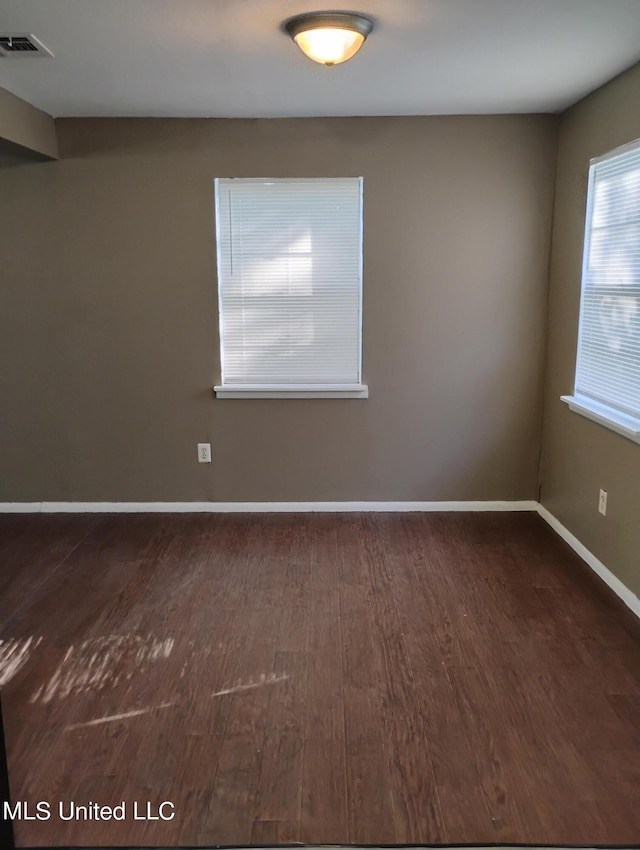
{"left": 0, "top": 86, "right": 57, "bottom": 160}
{"left": 540, "top": 62, "right": 640, "bottom": 598}
{"left": 0, "top": 115, "right": 557, "bottom": 502}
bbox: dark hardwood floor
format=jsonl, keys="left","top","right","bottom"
{"left": 0, "top": 511, "right": 639, "bottom": 847}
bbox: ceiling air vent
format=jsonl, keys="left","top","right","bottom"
{"left": 0, "top": 34, "right": 54, "bottom": 57}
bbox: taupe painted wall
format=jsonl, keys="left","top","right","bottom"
{"left": 539, "top": 63, "right": 640, "bottom": 598}
{"left": 0, "top": 86, "right": 57, "bottom": 160}
{"left": 0, "top": 115, "right": 557, "bottom": 502}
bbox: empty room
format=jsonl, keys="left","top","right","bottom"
{"left": 1, "top": 1, "right": 640, "bottom": 848}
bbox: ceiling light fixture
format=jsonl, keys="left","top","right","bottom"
{"left": 284, "top": 11, "right": 374, "bottom": 66}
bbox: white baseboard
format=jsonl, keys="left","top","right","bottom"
{"left": 537, "top": 503, "right": 640, "bottom": 620}
{"left": 0, "top": 499, "right": 537, "bottom": 514}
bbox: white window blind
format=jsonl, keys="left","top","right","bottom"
{"left": 568, "top": 139, "right": 640, "bottom": 435}
{"left": 214, "top": 177, "right": 365, "bottom": 397}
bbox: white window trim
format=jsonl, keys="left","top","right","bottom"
{"left": 561, "top": 394, "right": 640, "bottom": 444}
{"left": 214, "top": 176, "right": 366, "bottom": 400}
{"left": 562, "top": 136, "right": 640, "bottom": 445}
{"left": 214, "top": 383, "right": 368, "bottom": 399}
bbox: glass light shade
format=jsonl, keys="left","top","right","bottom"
{"left": 293, "top": 27, "right": 365, "bottom": 65}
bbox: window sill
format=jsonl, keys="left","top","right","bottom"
{"left": 561, "top": 394, "right": 640, "bottom": 444}
{"left": 214, "top": 384, "right": 369, "bottom": 399}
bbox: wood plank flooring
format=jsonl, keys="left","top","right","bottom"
{"left": 0, "top": 511, "right": 639, "bottom": 847}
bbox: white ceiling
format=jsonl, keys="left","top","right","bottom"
{"left": 1, "top": 0, "right": 640, "bottom": 118}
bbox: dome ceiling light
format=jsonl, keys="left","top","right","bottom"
{"left": 284, "top": 11, "right": 374, "bottom": 66}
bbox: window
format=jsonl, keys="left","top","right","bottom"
{"left": 213, "top": 177, "right": 367, "bottom": 398}
{"left": 562, "top": 139, "right": 640, "bottom": 443}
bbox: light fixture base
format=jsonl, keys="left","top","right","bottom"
{"left": 284, "top": 11, "right": 374, "bottom": 41}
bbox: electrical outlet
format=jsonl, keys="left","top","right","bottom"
{"left": 598, "top": 488, "right": 607, "bottom": 516}
{"left": 197, "top": 443, "right": 211, "bottom": 463}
